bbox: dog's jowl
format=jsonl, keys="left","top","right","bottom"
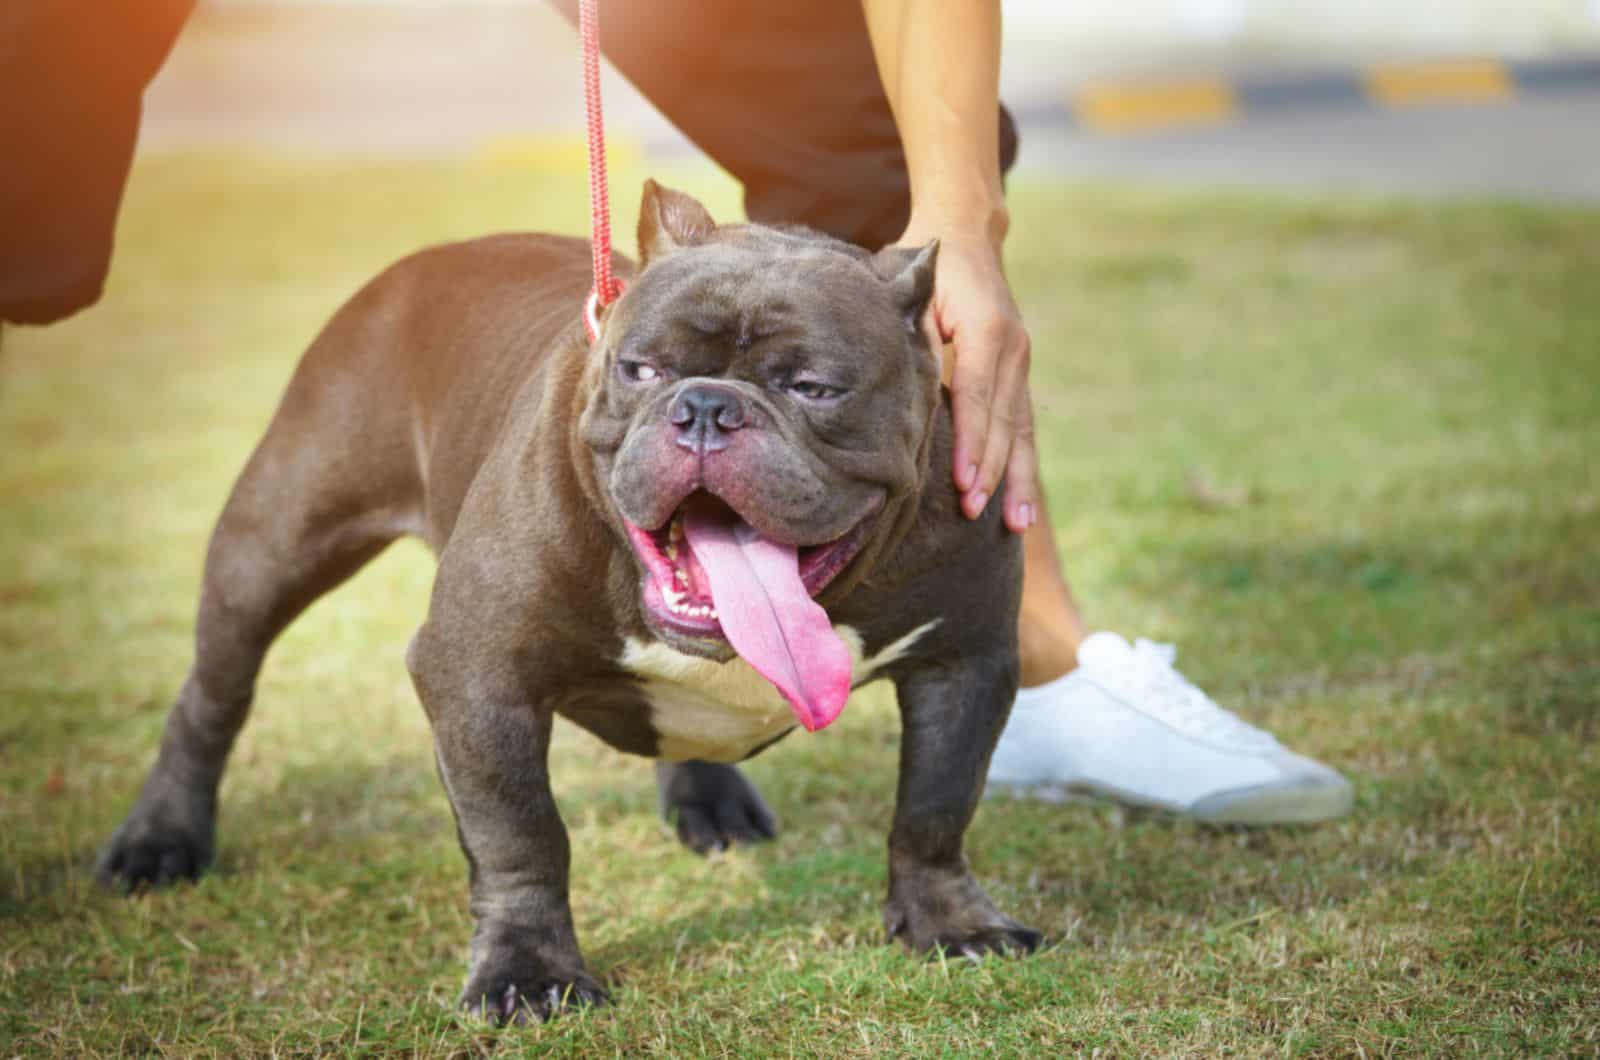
{"left": 97, "top": 181, "right": 1040, "bottom": 1023}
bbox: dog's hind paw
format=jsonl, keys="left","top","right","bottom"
{"left": 656, "top": 760, "right": 778, "bottom": 855}
{"left": 96, "top": 820, "right": 213, "bottom": 893}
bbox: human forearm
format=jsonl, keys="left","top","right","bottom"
{"left": 862, "top": 0, "right": 1008, "bottom": 248}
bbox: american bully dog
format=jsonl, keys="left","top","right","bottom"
{"left": 97, "top": 181, "right": 1040, "bottom": 1022}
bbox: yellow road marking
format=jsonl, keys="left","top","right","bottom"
{"left": 1076, "top": 80, "right": 1237, "bottom": 132}
{"left": 1367, "top": 60, "right": 1513, "bottom": 105}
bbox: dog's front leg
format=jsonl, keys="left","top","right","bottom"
{"left": 409, "top": 632, "right": 606, "bottom": 1024}
{"left": 886, "top": 654, "right": 1043, "bottom": 958}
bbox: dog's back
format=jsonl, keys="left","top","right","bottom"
{"left": 257, "top": 233, "right": 618, "bottom": 550}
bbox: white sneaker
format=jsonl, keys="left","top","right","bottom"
{"left": 987, "top": 632, "right": 1353, "bottom": 824}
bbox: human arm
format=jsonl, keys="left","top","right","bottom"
{"left": 861, "top": 0, "right": 1037, "bottom": 532}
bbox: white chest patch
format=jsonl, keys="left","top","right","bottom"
{"left": 619, "top": 621, "right": 938, "bottom": 763}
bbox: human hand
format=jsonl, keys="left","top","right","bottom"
{"left": 913, "top": 232, "right": 1038, "bottom": 533}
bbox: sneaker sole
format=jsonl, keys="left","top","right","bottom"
{"left": 1187, "top": 775, "right": 1354, "bottom": 825}
{"left": 985, "top": 775, "right": 1353, "bottom": 826}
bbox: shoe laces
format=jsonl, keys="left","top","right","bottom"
{"left": 1098, "top": 639, "right": 1280, "bottom": 752}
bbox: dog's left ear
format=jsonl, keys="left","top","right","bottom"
{"left": 638, "top": 179, "right": 717, "bottom": 266}
{"left": 872, "top": 239, "right": 939, "bottom": 334}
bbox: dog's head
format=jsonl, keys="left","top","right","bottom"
{"left": 578, "top": 181, "right": 941, "bottom": 728}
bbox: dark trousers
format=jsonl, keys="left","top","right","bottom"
{"left": 0, "top": 0, "right": 194, "bottom": 324}
{"left": 546, "top": 0, "right": 1017, "bottom": 250}
{"left": 0, "top": 0, "right": 1016, "bottom": 325}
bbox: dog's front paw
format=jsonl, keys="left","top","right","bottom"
{"left": 897, "top": 918, "right": 1043, "bottom": 960}
{"left": 657, "top": 760, "right": 778, "bottom": 855}
{"left": 459, "top": 964, "right": 609, "bottom": 1025}
{"left": 884, "top": 864, "right": 1043, "bottom": 960}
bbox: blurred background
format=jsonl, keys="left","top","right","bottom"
{"left": 6, "top": 3, "right": 1599, "bottom": 1053}
{"left": 140, "top": 0, "right": 1600, "bottom": 201}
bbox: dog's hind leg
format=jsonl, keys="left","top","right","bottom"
{"left": 98, "top": 363, "right": 422, "bottom": 892}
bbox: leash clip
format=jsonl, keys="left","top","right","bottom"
{"left": 584, "top": 281, "right": 625, "bottom": 345}
{"left": 584, "top": 288, "right": 603, "bottom": 343}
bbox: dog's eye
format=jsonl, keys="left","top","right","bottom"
{"left": 787, "top": 379, "right": 844, "bottom": 402}
{"left": 617, "top": 359, "right": 660, "bottom": 383}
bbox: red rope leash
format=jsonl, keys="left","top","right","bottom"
{"left": 580, "top": 0, "right": 623, "bottom": 344}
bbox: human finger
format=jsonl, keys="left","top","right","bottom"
{"left": 961, "top": 317, "right": 1029, "bottom": 519}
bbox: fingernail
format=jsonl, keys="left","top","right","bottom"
{"left": 969, "top": 490, "right": 989, "bottom": 516}
{"left": 960, "top": 462, "right": 978, "bottom": 490}
{"left": 1018, "top": 502, "right": 1033, "bottom": 528}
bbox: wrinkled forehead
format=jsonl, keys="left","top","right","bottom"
{"left": 623, "top": 239, "right": 894, "bottom": 355}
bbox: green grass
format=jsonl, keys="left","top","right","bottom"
{"left": 2, "top": 154, "right": 1598, "bottom": 1057}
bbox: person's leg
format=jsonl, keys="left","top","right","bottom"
{"left": 1018, "top": 506, "right": 1086, "bottom": 685}
{"left": 0, "top": 0, "right": 195, "bottom": 326}
{"left": 560, "top": 0, "right": 1350, "bottom": 823}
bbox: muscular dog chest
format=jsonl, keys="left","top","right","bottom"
{"left": 620, "top": 622, "right": 936, "bottom": 763}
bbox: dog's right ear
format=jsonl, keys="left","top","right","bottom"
{"left": 638, "top": 179, "right": 716, "bottom": 266}
{"left": 872, "top": 239, "right": 939, "bottom": 335}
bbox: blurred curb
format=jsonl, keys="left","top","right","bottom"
{"left": 1070, "top": 54, "right": 1600, "bottom": 133}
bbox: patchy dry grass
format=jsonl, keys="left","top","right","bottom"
{"left": 2, "top": 155, "right": 1597, "bottom": 1056}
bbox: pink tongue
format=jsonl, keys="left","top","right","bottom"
{"left": 681, "top": 505, "right": 852, "bottom": 732}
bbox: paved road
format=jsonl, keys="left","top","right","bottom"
{"left": 1014, "top": 95, "right": 1600, "bottom": 204}
{"left": 138, "top": 5, "right": 1600, "bottom": 205}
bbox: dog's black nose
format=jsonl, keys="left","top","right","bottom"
{"left": 670, "top": 384, "right": 747, "bottom": 453}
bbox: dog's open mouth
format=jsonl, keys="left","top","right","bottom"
{"left": 624, "top": 492, "right": 870, "bottom": 731}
